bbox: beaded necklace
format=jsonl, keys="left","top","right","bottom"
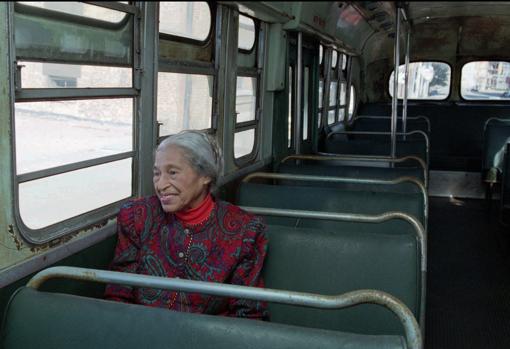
{"left": 167, "top": 202, "right": 214, "bottom": 310}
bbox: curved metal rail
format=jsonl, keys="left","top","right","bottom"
{"left": 241, "top": 206, "right": 427, "bottom": 336}
{"left": 281, "top": 154, "right": 429, "bottom": 187}
{"left": 242, "top": 171, "right": 428, "bottom": 231}
{"left": 27, "top": 266, "right": 422, "bottom": 349}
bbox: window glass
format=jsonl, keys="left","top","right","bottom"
{"left": 332, "top": 50, "right": 338, "bottom": 68}
{"left": 338, "top": 109, "right": 345, "bottom": 122}
{"left": 461, "top": 61, "right": 510, "bottom": 100}
{"left": 341, "top": 54, "right": 347, "bottom": 71}
{"left": 340, "top": 82, "right": 346, "bottom": 105}
{"left": 234, "top": 129, "right": 255, "bottom": 158}
{"left": 15, "top": 99, "right": 132, "bottom": 174}
{"left": 329, "top": 81, "right": 338, "bottom": 106}
{"left": 18, "top": 2, "right": 127, "bottom": 23}
{"left": 318, "top": 79, "right": 323, "bottom": 109}
{"left": 19, "top": 158, "right": 132, "bottom": 229}
{"left": 20, "top": 62, "right": 132, "bottom": 88}
{"left": 288, "top": 67, "right": 293, "bottom": 148}
{"left": 348, "top": 85, "right": 356, "bottom": 120}
{"left": 328, "top": 110, "right": 336, "bottom": 125}
{"left": 238, "top": 15, "right": 255, "bottom": 51}
{"left": 303, "top": 67, "right": 309, "bottom": 141}
{"left": 236, "top": 76, "right": 257, "bottom": 123}
{"left": 389, "top": 62, "right": 451, "bottom": 100}
{"left": 159, "top": 2, "right": 211, "bottom": 41}
{"left": 157, "top": 73, "right": 213, "bottom": 136}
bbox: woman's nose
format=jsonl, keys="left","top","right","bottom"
{"left": 155, "top": 175, "right": 169, "bottom": 191}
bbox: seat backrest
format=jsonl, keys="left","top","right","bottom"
{"left": 277, "top": 163, "right": 424, "bottom": 193}
{"left": 483, "top": 118, "right": 510, "bottom": 173}
{"left": 264, "top": 224, "right": 419, "bottom": 335}
{"left": 237, "top": 182, "right": 424, "bottom": 232}
{"left": 0, "top": 287, "right": 407, "bottom": 349}
{"left": 324, "top": 137, "right": 427, "bottom": 165}
{"left": 352, "top": 117, "right": 429, "bottom": 135}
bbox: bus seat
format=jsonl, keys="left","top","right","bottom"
{"left": 237, "top": 182, "right": 425, "bottom": 232}
{"left": 0, "top": 287, "right": 406, "bottom": 349}
{"left": 324, "top": 137, "right": 427, "bottom": 165}
{"left": 482, "top": 118, "right": 510, "bottom": 183}
{"left": 264, "top": 224, "right": 419, "bottom": 335}
{"left": 351, "top": 117, "right": 430, "bottom": 135}
{"left": 276, "top": 162, "right": 425, "bottom": 193}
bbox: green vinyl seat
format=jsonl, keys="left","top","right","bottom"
{"left": 237, "top": 182, "right": 424, "bottom": 233}
{"left": 276, "top": 162, "right": 425, "bottom": 193}
{"left": 264, "top": 224, "right": 420, "bottom": 336}
{"left": 0, "top": 287, "right": 407, "bottom": 349}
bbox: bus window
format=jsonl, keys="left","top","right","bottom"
{"left": 234, "top": 76, "right": 257, "bottom": 158}
{"left": 15, "top": 97, "right": 133, "bottom": 231}
{"left": 159, "top": 2, "right": 211, "bottom": 42}
{"left": 339, "top": 82, "right": 346, "bottom": 122}
{"left": 157, "top": 73, "right": 213, "bottom": 137}
{"left": 303, "top": 66, "right": 310, "bottom": 141}
{"left": 328, "top": 81, "right": 337, "bottom": 124}
{"left": 318, "top": 45, "right": 324, "bottom": 128}
{"left": 461, "top": 61, "right": 510, "bottom": 100}
{"left": 389, "top": 62, "right": 451, "bottom": 100}
{"left": 19, "top": 62, "right": 132, "bottom": 88}
{"left": 238, "top": 14, "right": 255, "bottom": 51}
{"left": 19, "top": 159, "right": 132, "bottom": 229}
{"left": 288, "top": 66, "right": 294, "bottom": 148}
{"left": 348, "top": 84, "right": 356, "bottom": 121}
{"left": 331, "top": 50, "right": 338, "bottom": 68}
{"left": 18, "top": 1, "right": 127, "bottom": 23}
{"left": 234, "top": 14, "right": 262, "bottom": 162}
{"left": 234, "top": 129, "right": 255, "bottom": 158}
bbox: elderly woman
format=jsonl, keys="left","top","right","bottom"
{"left": 104, "top": 130, "right": 268, "bottom": 320}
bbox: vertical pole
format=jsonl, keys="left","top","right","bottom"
{"left": 182, "top": 2, "right": 194, "bottom": 129}
{"left": 294, "top": 32, "right": 303, "bottom": 154}
{"left": 403, "top": 22, "right": 410, "bottom": 139}
{"left": 391, "top": 9, "right": 401, "bottom": 159}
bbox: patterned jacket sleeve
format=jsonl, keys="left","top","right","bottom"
{"left": 227, "top": 214, "right": 269, "bottom": 320}
{"left": 104, "top": 201, "right": 141, "bottom": 303}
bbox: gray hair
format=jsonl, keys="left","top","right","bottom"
{"left": 156, "top": 130, "right": 223, "bottom": 192}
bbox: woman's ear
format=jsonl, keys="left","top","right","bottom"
{"left": 201, "top": 176, "right": 212, "bottom": 187}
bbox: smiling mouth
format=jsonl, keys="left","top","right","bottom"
{"left": 159, "top": 193, "right": 178, "bottom": 204}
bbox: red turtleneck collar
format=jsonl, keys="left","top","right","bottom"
{"left": 175, "top": 193, "right": 215, "bottom": 226}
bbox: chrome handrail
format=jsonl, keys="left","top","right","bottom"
{"left": 27, "top": 266, "right": 422, "bottom": 349}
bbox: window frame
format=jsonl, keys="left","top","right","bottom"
{"left": 11, "top": 2, "right": 139, "bottom": 244}
{"left": 388, "top": 60, "right": 452, "bottom": 101}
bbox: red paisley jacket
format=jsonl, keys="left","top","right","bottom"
{"left": 104, "top": 196, "right": 269, "bottom": 320}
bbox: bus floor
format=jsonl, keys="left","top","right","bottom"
{"left": 426, "top": 197, "right": 510, "bottom": 349}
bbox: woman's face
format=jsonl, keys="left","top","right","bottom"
{"left": 153, "top": 145, "right": 211, "bottom": 213}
